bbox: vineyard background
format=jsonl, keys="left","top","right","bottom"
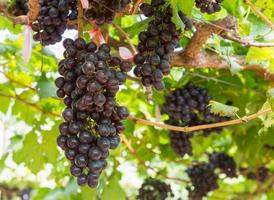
{"left": 0, "top": 0, "right": 273, "bottom": 199}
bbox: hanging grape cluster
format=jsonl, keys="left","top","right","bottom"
{"left": 186, "top": 162, "right": 218, "bottom": 200}
{"left": 32, "top": 0, "right": 77, "bottom": 45}
{"left": 195, "top": 0, "right": 223, "bottom": 14}
{"left": 186, "top": 152, "right": 237, "bottom": 199}
{"left": 84, "top": 0, "right": 131, "bottom": 25}
{"left": 209, "top": 151, "right": 237, "bottom": 178}
{"left": 55, "top": 38, "right": 129, "bottom": 188}
{"left": 133, "top": 0, "right": 181, "bottom": 90}
{"left": 162, "top": 82, "right": 229, "bottom": 157}
{"left": 137, "top": 178, "right": 174, "bottom": 200}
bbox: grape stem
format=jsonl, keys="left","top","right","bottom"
{"left": 77, "top": 0, "right": 84, "bottom": 37}
{"left": 112, "top": 23, "right": 137, "bottom": 54}
{"left": 121, "top": 135, "right": 189, "bottom": 183}
{"left": 244, "top": 0, "right": 274, "bottom": 31}
{"left": 129, "top": 107, "right": 272, "bottom": 133}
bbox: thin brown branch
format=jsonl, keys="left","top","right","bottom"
{"left": 0, "top": 71, "right": 36, "bottom": 91}
{"left": 244, "top": 0, "right": 274, "bottom": 31}
{"left": 130, "top": 0, "right": 142, "bottom": 14}
{"left": 77, "top": 0, "right": 84, "bottom": 37}
{"left": 0, "top": 92, "right": 61, "bottom": 118}
{"left": 121, "top": 135, "right": 188, "bottom": 183}
{"left": 222, "top": 34, "right": 274, "bottom": 47}
{"left": 172, "top": 16, "right": 274, "bottom": 82}
{"left": 129, "top": 107, "right": 272, "bottom": 133}
{"left": 112, "top": 23, "right": 137, "bottom": 54}
{"left": 182, "top": 16, "right": 236, "bottom": 61}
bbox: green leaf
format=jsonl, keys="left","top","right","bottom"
{"left": 209, "top": 100, "right": 239, "bottom": 117}
{"left": 267, "top": 88, "right": 274, "bottom": 110}
{"left": 13, "top": 132, "right": 44, "bottom": 174}
{"left": 37, "top": 72, "right": 57, "bottom": 99}
{"left": 177, "top": 0, "right": 194, "bottom": 16}
{"left": 124, "top": 18, "right": 152, "bottom": 38}
{"left": 80, "top": 187, "right": 97, "bottom": 199}
{"left": 170, "top": 0, "right": 185, "bottom": 30}
{"left": 101, "top": 172, "right": 126, "bottom": 200}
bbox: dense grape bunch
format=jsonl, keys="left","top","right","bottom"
{"left": 137, "top": 178, "right": 174, "bottom": 200}
{"left": 84, "top": 0, "right": 131, "bottom": 25}
{"left": 133, "top": 0, "right": 181, "bottom": 90}
{"left": 162, "top": 83, "right": 229, "bottom": 156}
{"left": 186, "top": 163, "right": 218, "bottom": 200}
{"left": 55, "top": 38, "right": 129, "bottom": 188}
{"left": 209, "top": 151, "right": 237, "bottom": 178}
{"left": 31, "top": 0, "right": 77, "bottom": 45}
{"left": 195, "top": 0, "right": 223, "bottom": 14}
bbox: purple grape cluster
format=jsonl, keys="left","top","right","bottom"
{"left": 162, "top": 82, "right": 230, "bottom": 157}
{"left": 186, "top": 162, "right": 218, "bottom": 200}
{"left": 195, "top": 0, "right": 223, "bottom": 14}
{"left": 32, "top": 0, "right": 77, "bottom": 45}
{"left": 209, "top": 151, "right": 237, "bottom": 178}
{"left": 84, "top": 0, "right": 131, "bottom": 25}
{"left": 55, "top": 38, "right": 130, "bottom": 188}
{"left": 137, "top": 178, "right": 174, "bottom": 200}
{"left": 133, "top": 0, "right": 181, "bottom": 90}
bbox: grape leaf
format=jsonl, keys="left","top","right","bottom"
{"left": 267, "top": 88, "right": 274, "bottom": 110}
{"left": 37, "top": 72, "right": 56, "bottom": 99}
{"left": 101, "top": 172, "right": 126, "bottom": 200}
{"left": 209, "top": 100, "right": 239, "bottom": 117}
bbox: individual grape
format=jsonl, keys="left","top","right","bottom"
{"left": 77, "top": 174, "right": 88, "bottom": 186}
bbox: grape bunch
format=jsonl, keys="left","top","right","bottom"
{"left": 162, "top": 82, "right": 229, "bottom": 157}
{"left": 133, "top": 1, "right": 181, "bottom": 90}
{"left": 209, "top": 151, "right": 237, "bottom": 178}
{"left": 84, "top": 0, "right": 131, "bottom": 25}
{"left": 186, "top": 162, "right": 218, "bottom": 200}
{"left": 55, "top": 38, "right": 129, "bottom": 188}
{"left": 32, "top": 0, "right": 77, "bottom": 45}
{"left": 137, "top": 178, "right": 174, "bottom": 200}
{"left": 195, "top": 0, "right": 223, "bottom": 14}
{"left": 13, "top": 0, "right": 29, "bottom": 15}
